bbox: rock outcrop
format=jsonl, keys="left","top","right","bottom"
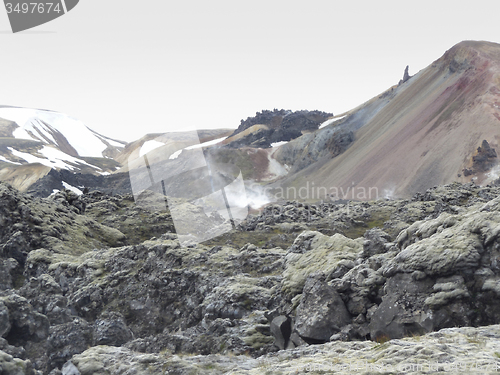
{"left": 225, "top": 109, "right": 332, "bottom": 148}
{"left": 398, "top": 65, "right": 412, "bottom": 85}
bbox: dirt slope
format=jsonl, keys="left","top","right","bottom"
{"left": 278, "top": 41, "right": 500, "bottom": 200}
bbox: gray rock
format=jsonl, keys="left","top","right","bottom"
{"left": 61, "top": 361, "right": 80, "bottom": 375}
{"left": 93, "top": 312, "right": 133, "bottom": 346}
{"left": 270, "top": 315, "right": 291, "bottom": 350}
{"left": 47, "top": 317, "right": 93, "bottom": 370}
{"left": 0, "top": 301, "right": 10, "bottom": 338}
{"left": 0, "top": 350, "right": 35, "bottom": 375}
{"left": 295, "top": 277, "right": 351, "bottom": 343}
{"left": 398, "top": 65, "right": 411, "bottom": 85}
{"left": 369, "top": 273, "right": 435, "bottom": 340}
{"left": 289, "top": 331, "right": 308, "bottom": 347}
{"left": 0, "top": 337, "right": 25, "bottom": 359}
{"left": 0, "top": 258, "right": 20, "bottom": 291}
{"left": 0, "top": 292, "right": 50, "bottom": 342}
{"left": 361, "top": 228, "right": 393, "bottom": 258}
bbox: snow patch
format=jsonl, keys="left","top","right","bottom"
{"left": 318, "top": 115, "right": 346, "bottom": 130}
{"left": 185, "top": 136, "right": 227, "bottom": 150}
{"left": 270, "top": 141, "right": 288, "bottom": 148}
{"left": 167, "top": 136, "right": 227, "bottom": 160}
{"left": 0, "top": 155, "right": 21, "bottom": 165}
{"left": 8, "top": 147, "right": 59, "bottom": 169}
{"left": 140, "top": 140, "right": 165, "bottom": 157}
{"left": 62, "top": 181, "right": 83, "bottom": 195}
{"left": 8, "top": 146, "right": 102, "bottom": 171}
{"left": 169, "top": 149, "right": 183, "bottom": 160}
{"left": 40, "top": 146, "right": 101, "bottom": 170}
{"left": 32, "top": 119, "right": 57, "bottom": 143}
{"left": 0, "top": 107, "right": 109, "bottom": 157}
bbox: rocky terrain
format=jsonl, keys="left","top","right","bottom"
{"left": 2, "top": 39, "right": 500, "bottom": 375}
{"left": 224, "top": 109, "right": 333, "bottom": 148}
{"left": 1, "top": 179, "right": 500, "bottom": 374}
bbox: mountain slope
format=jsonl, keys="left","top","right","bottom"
{"left": 272, "top": 40, "right": 500, "bottom": 200}
{"left": 0, "top": 106, "right": 126, "bottom": 158}
{"left": 0, "top": 106, "right": 126, "bottom": 191}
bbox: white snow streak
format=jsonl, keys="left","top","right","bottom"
{"left": 318, "top": 115, "right": 346, "bottom": 130}
{"left": 140, "top": 140, "right": 165, "bottom": 157}
{"left": 8, "top": 146, "right": 101, "bottom": 171}
{"left": 270, "top": 141, "right": 288, "bottom": 148}
{"left": 62, "top": 181, "right": 83, "bottom": 195}
{"left": 0, "top": 155, "right": 21, "bottom": 165}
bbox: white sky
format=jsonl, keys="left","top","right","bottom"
{"left": 0, "top": 0, "right": 499, "bottom": 142}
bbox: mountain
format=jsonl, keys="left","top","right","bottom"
{"left": 0, "top": 107, "right": 235, "bottom": 197}
{"left": 271, "top": 40, "right": 500, "bottom": 200}
{"left": 122, "top": 40, "right": 500, "bottom": 210}
{"left": 0, "top": 106, "right": 126, "bottom": 193}
{"left": 0, "top": 106, "right": 126, "bottom": 158}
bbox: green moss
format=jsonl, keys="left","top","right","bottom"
{"left": 282, "top": 232, "right": 362, "bottom": 296}
{"left": 12, "top": 273, "right": 25, "bottom": 289}
{"left": 343, "top": 212, "right": 391, "bottom": 239}
{"left": 203, "top": 227, "right": 293, "bottom": 250}
{"left": 243, "top": 330, "right": 274, "bottom": 349}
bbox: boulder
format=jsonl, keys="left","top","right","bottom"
{"left": 0, "top": 292, "right": 50, "bottom": 343}
{"left": 294, "top": 276, "right": 351, "bottom": 343}
{"left": 93, "top": 312, "right": 133, "bottom": 346}
{"left": 282, "top": 231, "right": 362, "bottom": 297}
{"left": 270, "top": 315, "right": 291, "bottom": 350}
{"left": 368, "top": 273, "right": 435, "bottom": 340}
{"left": 0, "top": 350, "right": 35, "bottom": 375}
{"left": 47, "top": 317, "right": 93, "bottom": 370}
{"left": 61, "top": 361, "right": 81, "bottom": 375}
{"left": 0, "top": 302, "right": 10, "bottom": 338}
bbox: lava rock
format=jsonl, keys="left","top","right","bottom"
{"left": 294, "top": 276, "right": 351, "bottom": 343}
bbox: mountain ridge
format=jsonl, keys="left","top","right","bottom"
{"left": 1, "top": 40, "right": 499, "bottom": 204}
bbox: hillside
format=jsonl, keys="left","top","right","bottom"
{"left": 272, "top": 41, "right": 500, "bottom": 200}
{"left": 0, "top": 107, "right": 126, "bottom": 192}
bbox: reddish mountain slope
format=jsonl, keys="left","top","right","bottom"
{"left": 277, "top": 41, "right": 500, "bottom": 200}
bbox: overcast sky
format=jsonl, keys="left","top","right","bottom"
{"left": 0, "top": 0, "right": 499, "bottom": 142}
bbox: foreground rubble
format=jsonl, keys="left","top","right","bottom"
{"left": 1, "top": 181, "right": 500, "bottom": 374}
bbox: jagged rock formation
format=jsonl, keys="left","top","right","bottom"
{"left": 26, "top": 169, "right": 132, "bottom": 198}
{"left": 474, "top": 139, "right": 498, "bottom": 169}
{"left": 398, "top": 65, "right": 412, "bottom": 85}
{"left": 224, "top": 109, "right": 332, "bottom": 148}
